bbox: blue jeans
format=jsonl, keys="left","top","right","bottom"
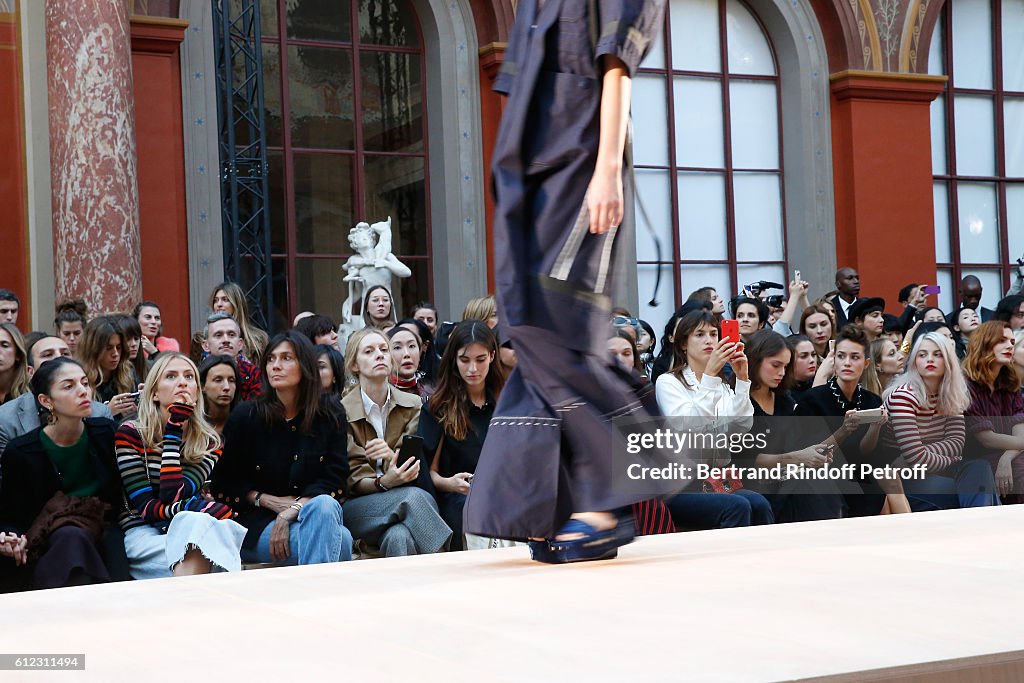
{"left": 244, "top": 495, "right": 353, "bottom": 564}
{"left": 667, "top": 489, "right": 775, "bottom": 529}
{"left": 905, "top": 459, "right": 1000, "bottom": 512}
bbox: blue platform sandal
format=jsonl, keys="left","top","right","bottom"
{"left": 529, "top": 511, "right": 636, "bottom": 564}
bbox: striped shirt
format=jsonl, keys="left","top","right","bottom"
{"left": 882, "top": 384, "right": 965, "bottom": 472}
{"left": 115, "top": 420, "right": 231, "bottom": 532}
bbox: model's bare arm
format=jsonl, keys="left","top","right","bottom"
{"left": 588, "top": 55, "right": 631, "bottom": 235}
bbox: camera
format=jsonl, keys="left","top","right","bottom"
{"left": 762, "top": 295, "right": 784, "bottom": 308}
{"left": 742, "top": 280, "right": 784, "bottom": 298}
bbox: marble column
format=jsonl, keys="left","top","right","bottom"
{"left": 46, "top": 0, "right": 142, "bottom": 315}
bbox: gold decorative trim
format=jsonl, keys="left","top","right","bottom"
{"left": 479, "top": 41, "right": 507, "bottom": 59}
{"left": 830, "top": 69, "right": 947, "bottom": 83}
{"left": 128, "top": 16, "right": 189, "bottom": 30}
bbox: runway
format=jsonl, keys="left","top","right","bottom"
{"left": 2, "top": 505, "right": 1023, "bottom": 681}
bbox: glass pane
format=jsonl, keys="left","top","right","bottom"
{"left": 736, "top": 264, "right": 786, "bottom": 301}
{"left": 393, "top": 258, "right": 430, "bottom": 320}
{"left": 935, "top": 268, "right": 954, "bottom": 313}
{"left": 1007, "top": 184, "right": 1024, "bottom": 263}
{"left": 293, "top": 153, "right": 355, "bottom": 254}
{"left": 725, "top": 0, "right": 775, "bottom": 76}
{"left": 670, "top": 0, "right": 720, "bottom": 72}
{"left": 1006, "top": 97, "right": 1024, "bottom": 177}
{"left": 359, "top": 0, "right": 420, "bottom": 47}
{"left": 268, "top": 151, "right": 286, "bottom": 254}
{"left": 260, "top": 0, "right": 278, "bottom": 37}
{"left": 956, "top": 182, "right": 1000, "bottom": 263}
{"left": 288, "top": 46, "right": 355, "bottom": 150}
{"left": 729, "top": 80, "right": 779, "bottom": 169}
{"left": 1002, "top": 0, "right": 1024, "bottom": 90}
{"left": 636, "top": 264, "right": 674, "bottom": 348}
{"left": 679, "top": 264, "right": 731, "bottom": 309}
{"left": 960, "top": 269, "right": 1003, "bottom": 311}
{"left": 634, "top": 170, "right": 672, "bottom": 263}
{"left": 641, "top": 24, "right": 666, "bottom": 69}
{"left": 632, "top": 74, "right": 670, "bottom": 166}
{"left": 270, "top": 257, "right": 289, "bottom": 332}
{"left": 927, "top": 12, "right": 944, "bottom": 76}
{"left": 363, "top": 155, "right": 427, "bottom": 255}
{"left": 262, "top": 43, "right": 283, "bottom": 147}
{"left": 733, "top": 172, "right": 783, "bottom": 261}
{"left": 930, "top": 95, "right": 946, "bottom": 175}
{"left": 673, "top": 76, "right": 724, "bottom": 168}
{"left": 677, "top": 172, "right": 726, "bottom": 260}
{"left": 296, "top": 258, "right": 347, "bottom": 323}
{"left": 285, "top": 0, "right": 352, "bottom": 42}
{"left": 951, "top": 0, "right": 993, "bottom": 90}
{"left": 360, "top": 51, "right": 423, "bottom": 153}
{"left": 953, "top": 96, "right": 995, "bottom": 177}
{"left": 933, "top": 181, "right": 950, "bottom": 262}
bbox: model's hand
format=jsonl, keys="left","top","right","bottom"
{"left": 587, "top": 168, "right": 623, "bottom": 235}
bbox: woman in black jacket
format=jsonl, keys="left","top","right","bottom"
{"left": 212, "top": 331, "right": 353, "bottom": 565}
{"left": 0, "top": 357, "right": 127, "bottom": 590}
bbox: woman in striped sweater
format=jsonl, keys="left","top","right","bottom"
{"left": 116, "top": 353, "right": 245, "bottom": 579}
{"left": 881, "top": 333, "right": 997, "bottom": 510}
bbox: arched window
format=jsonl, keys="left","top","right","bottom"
{"left": 259, "top": 0, "right": 430, "bottom": 327}
{"left": 929, "top": 0, "right": 1023, "bottom": 312}
{"left": 632, "top": 0, "right": 786, "bottom": 333}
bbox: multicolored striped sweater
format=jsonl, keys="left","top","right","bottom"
{"left": 115, "top": 420, "right": 233, "bottom": 532}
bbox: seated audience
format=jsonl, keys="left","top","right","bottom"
{"left": 799, "top": 303, "right": 834, "bottom": 362}
{"left": 411, "top": 302, "right": 440, "bottom": 335}
{"left": 0, "top": 358, "right": 128, "bottom": 590}
{"left": 0, "top": 290, "right": 19, "bottom": 325}
{"left": 117, "top": 353, "right": 245, "bottom": 578}
{"left": 1014, "top": 330, "right": 1024, "bottom": 390}
{"left": 962, "top": 321, "right": 1024, "bottom": 503}
{"left": 994, "top": 294, "right": 1024, "bottom": 331}
{"left": 213, "top": 332, "right": 353, "bottom": 565}
{"left": 686, "top": 287, "right": 726, "bottom": 324}
{"left": 294, "top": 314, "right": 340, "bottom": 352}
{"left": 387, "top": 322, "right": 429, "bottom": 398}
{"left": 134, "top": 301, "right": 179, "bottom": 356}
{"left": 730, "top": 296, "right": 769, "bottom": 342}
{"left": 363, "top": 285, "right": 398, "bottom": 332}
{"left": 54, "top": 298, "right": 87, "bottom": 354}
{"left": 0, "top": 336, "right": 110, "bottom": 456}
{"left": 77, "top": 316, "right": 138, "bottom": 420}
{"left": 794, "top": 324, "right": 893, "bottom": 517}
{"left": 655, "top": 309, "right": 771, "bottom": 528}
{"left": 421, "top": 321, "right": 507, "bottom": 550}
{"left": 870, "top": 338, "right": 905, "bottom": 394}
{"left": 0, "top": 323, "right": 29, "bottom": 405}
{"left": 784, "top": 334, "right": 817, "bottom": 399}
{"left": 198, "top": 354, "right": 239, "bottom": 435}
{"left": 315, "top": 343, "right": 346, "bottom": 403}
{"left": 949, "top": 306, "right": 981, "bottom": 360}
{"left": 849, "top": 297, "right": 885, "bottom": 342}
{"left": 342, "top": 328, "right": 451, "bottom": 556}
{"left": 881, "top": 333, "right": 993, "bottom": 511}
{"left": 636, "top": 320, "right": 656, "bottom": 377}
{"left": 210, "top": 281, "right": 269, "bottom": 363}
{"left": 116, "top": 315, "right": 149, "bottom": 386}
{"left": 608, "top": 328, "right": 643, "bottom": 375}
{"left": 201, "top": 312, "right": 262, "bottom": 400}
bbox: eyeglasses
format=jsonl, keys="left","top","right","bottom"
{"left": 612, "top": 316, "right": 640, "bottom": 329}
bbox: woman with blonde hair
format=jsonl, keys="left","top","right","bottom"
{"left": 209, "top": 282, "right": 269, "bottom": 362}
{"left": 963, "top": 321, "right": 1024, "bottom": 502}
{"left": 76, "top": 316, "right": 138, "bottom": 419}
{"left": 462, "top": 296, "right": 498, "bottom": 328}
{"left": 0, "top": 323, "right": 29, "bottom": 405}
{"left": 341, "top": 328, "right": 451, "bottom": 556}
{"left": 870, "top": 338, "right": 905, "bottom": 395}
{"left": 116, "top": 352, "right": 245, "bottom": 578}
{"left": 881, "top": 333, "right": 994, "bottom": 510}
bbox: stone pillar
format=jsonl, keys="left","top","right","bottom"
{"left": 46, "top": 0, "right": 142, "bottom": 315}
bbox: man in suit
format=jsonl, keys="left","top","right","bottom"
{"left": 958, "top": 275, "right": 996, "bottom": 322}
{"left": 0, "top": 335, "right": 113, "bottom": 456}
{"left": 830, "top": 267, "right": 862, "bottom": 330}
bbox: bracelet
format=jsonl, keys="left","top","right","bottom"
{"left": 374, "top": 476, "right": 389, "bottom": 492}
{"left": 254, "top": 492, "right": 262, "bottom": 508}
{"left": 289, "top": 502, "right": 303, "bottom": 512}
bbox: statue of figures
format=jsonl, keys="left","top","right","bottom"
{"left": 339, "top": 217, "right": 412, "bottom": 341}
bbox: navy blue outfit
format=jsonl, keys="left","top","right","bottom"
{"left": 464, "top": 0, "right": 668, "bottom": 540}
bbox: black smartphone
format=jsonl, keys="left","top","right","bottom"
{"left": 397, "top": 436, "right": 423, "bottom": 468}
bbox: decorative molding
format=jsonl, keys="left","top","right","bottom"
{"left": 129, "top": 15, "right": 187, "bottom": 53}
{"left": 830, "top": 69, "right": 947, "bottom": 102}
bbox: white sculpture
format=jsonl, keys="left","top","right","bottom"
{"left": 339, "top": 216, "right": 412, "bottom": 342}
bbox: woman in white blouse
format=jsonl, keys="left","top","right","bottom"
{"left": 655, "top": 310, "right": 770, "bottom": 528}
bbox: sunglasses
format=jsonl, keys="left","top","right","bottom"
{"left": 612, "top": 316, "right": 640, "bottom": 329}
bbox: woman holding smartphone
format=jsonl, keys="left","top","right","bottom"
{"left": 420, "top": 321, "right": 507, "bottom": 550}
{"left": 342, "top": 329, "right": 451, "bottom": 556}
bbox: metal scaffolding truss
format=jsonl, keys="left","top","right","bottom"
{"left": 211, "top": 0, "right": 273, "bottom": 330}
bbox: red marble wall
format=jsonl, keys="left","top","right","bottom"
{"left": 46, "top": 0, "right": 143, "bottom": 316}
